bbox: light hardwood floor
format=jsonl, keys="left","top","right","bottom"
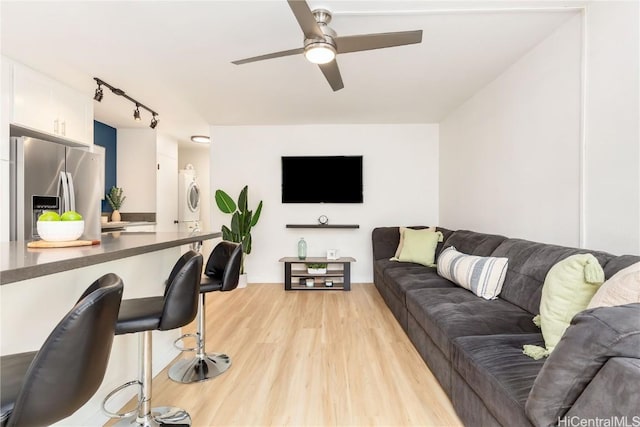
{"left": 111, "top": 283, "right": 462, "bottom": 426}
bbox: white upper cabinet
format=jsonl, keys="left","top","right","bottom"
{"left": 12, "top": 63, "right": 93, "bottom": 146}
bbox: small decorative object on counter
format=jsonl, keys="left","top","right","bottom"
{"left": 298, "top": 237, "right": 307, "bottom": 260}
{"left": 325, "top": 279, "right": 333, "bottom": 287}
{"left": 327, "top": 249, "right": 338, "bottom": 260}
{"left": 106, "top": 186, "right": 126, "bottom": 223}
{"left": 306, "top": 278, "right": 314, "bottom": 287}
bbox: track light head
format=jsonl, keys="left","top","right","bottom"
{"left": 150, "top": 115, "right": 158, "bottom": 129}
{"left": 94, "top": 84, "right": 103, "bottom": 102}
{"left": 133, "top": 105, "right": 141, "bottom": 121}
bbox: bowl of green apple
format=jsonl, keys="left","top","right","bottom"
{"left": 36, "top": 211, "right": 84, "bottom": 241}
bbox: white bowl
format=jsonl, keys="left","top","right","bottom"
{"left": 37, "top": 220, "right": 84, "bottom": 242}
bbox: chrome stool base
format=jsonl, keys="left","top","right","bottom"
{"left": 111, "top": 406, "right": 191, "bottom": 427}
{"left": 168, "top": 353, "right": 231, "bottom": 384}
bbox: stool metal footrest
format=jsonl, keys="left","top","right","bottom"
{"left": 111, "top": 406, "right": 192, "bottom": 427}
{"left": 168, "top": 353, "right": 231, "bottom": 384}
{"left": 102, "top": 380, "right": 142, "bottom": 419}
{"left": 173, "top": 333, "right": 202, "bottom": 353}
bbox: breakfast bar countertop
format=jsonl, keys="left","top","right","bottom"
{"left": 0, "top": 231, "right": 221, "bottom": 285}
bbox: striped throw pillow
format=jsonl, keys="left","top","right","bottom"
{"left": 437, "top": 246, "right": 509, "bottom": 300}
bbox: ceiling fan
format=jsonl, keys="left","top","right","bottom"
{"left": 231, "top": 0, "right": 423, "bottom": 91}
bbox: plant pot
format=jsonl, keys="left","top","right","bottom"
{"left": 307, "top": 268, "right": 327, "bottom": 275}
{"left": 238, "top": 273, "right": 248, "bottom": 288}
{"left": 111, "top": 210, "right": 121, "bottom": 222}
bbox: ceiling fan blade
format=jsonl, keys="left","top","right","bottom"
{"left": 318, "top": 61, "right": 344, "bottom": 92}
{"left": 231, "top": 47, "right": 304, "bottom": 65}
{"left": 287, "top": 0, "right": 324, "bottom": 40}
{"left": 335, "top": 30, "right": 423, "bottom": 54}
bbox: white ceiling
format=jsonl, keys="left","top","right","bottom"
{"left": 0, "top": 1, "right": 582, "bottom": 146}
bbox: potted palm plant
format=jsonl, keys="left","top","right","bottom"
{"left": 106, "top": 186, "right": 125, "bottom": 222}
{"left": 214, "top": 185, "right": 263, "bottom": 287}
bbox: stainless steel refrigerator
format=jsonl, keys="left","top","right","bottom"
{"left": 10, "top": 136, "right": 104, "bottom": 241}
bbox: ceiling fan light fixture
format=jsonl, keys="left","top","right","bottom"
{"left": 304, "top": 43, "right": 336, "bottom": 64}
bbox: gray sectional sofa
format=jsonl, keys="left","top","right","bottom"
{"left": 372, "top": 226, "right": 640, "bottom": 427}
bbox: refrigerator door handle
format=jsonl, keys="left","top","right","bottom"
{"left": 66, "top": 172, "right": 76, "bottom": 212}
{"left": 59, "top": 171, "right": 70, "bottom": 212}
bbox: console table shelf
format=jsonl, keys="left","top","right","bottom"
{"left": 285, "top": 224, "right": 359, "bottom": 229}
{"left": 279, "top": 257, "right": 355, "bottom": 291}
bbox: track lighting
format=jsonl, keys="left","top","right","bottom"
{"left": 94, "top": 83, "right": 104, "bottom": 102}
{"left": 93, "top": 78, "right": 159, "bottom": 127}
{"left": 133, "top": 105, "right": 141, "bottom": 121}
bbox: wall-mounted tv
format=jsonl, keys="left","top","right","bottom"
{"left": 282, "top": 156, "right": 363, "bottom": 203}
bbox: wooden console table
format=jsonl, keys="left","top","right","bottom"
{"left": 279, "top": 257, "right": 355, "bottom": 291}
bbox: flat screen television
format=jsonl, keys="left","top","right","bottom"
{"left": 282, "top": 156, "right": 363, "bottom": 203}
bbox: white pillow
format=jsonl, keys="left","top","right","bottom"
{"left": 437, "top": 246, "right": 508, "bottom": 300}
{"left": 587, "top": 261, "right": 640, "bottom": 309}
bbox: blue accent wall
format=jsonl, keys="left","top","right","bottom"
{"left": 94, "top": 121, "right": 117, "bottom": 213}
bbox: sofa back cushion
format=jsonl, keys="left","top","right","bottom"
{"left": 491, "top": 239, "right": 615, "bottom": 315}
{"left": 442, "top": 230, "right": 507, "bottom": 257}
{"left": 372, "top": 226, "right": 453, "bottom": 261}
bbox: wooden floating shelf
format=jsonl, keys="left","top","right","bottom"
{"left": 285, "top": 224, "right": 360, "bottom": 229}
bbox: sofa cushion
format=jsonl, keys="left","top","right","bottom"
{"left": 442, "top": 230, "right": 507, "bottom": 257}
{"left": 451, "top": 334, "right": 545, "bottom": 427}
{"left": 565, "top": 357, "right": 640, "bottom": 420}
{"left": 490, "top": 239, "right": 615, "bottom": 315}
{"left": 392, "top": 228, "right": 443, "bottom": 267}
{"left": 437, "top": 246, "right": 508, "bottom": 300}
{"left": 405, "top": 287, "right": 540, "bottom": 359}
{"left": 526, "top": 303, "right": 640, "bottom": 427}
{"left": 588, "top": 261, "right": 640, "bottom": 309}
{"left": 384, "top": 267, "right": 455, "bottom": 303}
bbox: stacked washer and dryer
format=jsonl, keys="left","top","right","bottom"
{"left": 178, "top": 165, "right": 201, "bottom": 233}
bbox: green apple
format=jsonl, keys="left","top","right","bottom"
{"left": 60, "top": 211, "right": 83, "bottom": 221}
{"left": 38, "top": 211, "right": 61, "bottom": 221}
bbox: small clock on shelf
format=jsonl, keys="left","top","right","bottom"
{"left": 318, "top": 215, "right": 329, "bottom": 225}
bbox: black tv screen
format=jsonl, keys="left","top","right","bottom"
{"left": 282, "top": 156, "right": 363, "bottom": 203}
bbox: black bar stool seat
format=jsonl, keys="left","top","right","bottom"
{"left": 169, "top": 241, "right": 242, "bottom": 384}
{"left": 1, "top": 273, "right": 123, "bottom": 427}
{"left": 102, "top": 250, "right": 203, "bottom": 427}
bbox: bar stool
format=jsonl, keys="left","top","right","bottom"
{"left": 0, "top": 273, "right": 123, "bottom": 427}
{"left": 102, "top": 250, "right": 203, "bottom": 427}
{"left": 169, "top": 241, "right": 242, "bottom": 384}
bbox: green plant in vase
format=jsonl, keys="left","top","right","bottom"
{"left": 106, "top": 186, "right": 126, "bottom": 222}
{"left": 214, "top": 185, "right": 263, "bottom": 274}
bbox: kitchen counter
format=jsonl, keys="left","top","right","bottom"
{"left": 1, "top": 230, "right": 222, "bottom": 425}
{"left": 0, "top": 230, "right": 220, "bottom": 285}
{"left": 100, "top": 221, "right": 156, "bottom": 231}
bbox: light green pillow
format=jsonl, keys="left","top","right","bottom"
{"left": 523, "top": 253, "right": 605, "bottom": 360}
{"left": 391, "top": 228, "right": 443, "bottom": 267}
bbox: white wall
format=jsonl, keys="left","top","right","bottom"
{"left": 440, "top": 4, "right": 640, "bottom": 256}
{"left": 440, "top": 14, "right": 583, "bottom": 247}
{"left": 210, "top": 124, "right": 439, "bottom": 283}
{"left": 584, "top": 1, "right": 640, "bottom": 255}
{"left": 116, "top": 128, "right": 156, "bottom": 213}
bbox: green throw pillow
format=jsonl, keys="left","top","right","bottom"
{"left": 523, "top": 253, "right": 605, "bottom": 360}
{"left": 391, "top": 228, "right": 443, "bottom": 267}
